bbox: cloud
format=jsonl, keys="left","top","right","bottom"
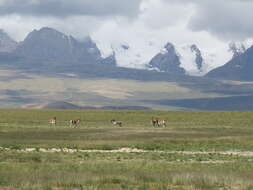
{"left": 139, "top": 0, "right": 193, "bottom": 29}
{"left": 188, "top": 0, "right": 253, "bottom": 40}
{"left": 1, "top": 0, "right": 252, "bottom": 72}
{"left": 0, "top": 0, "right": 142, "bottom": 18}
{"left": 0, "top": 15, "right": 103, "bottom": 41}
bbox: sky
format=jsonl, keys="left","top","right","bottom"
{"left": 0, "top": 0, "right": 253, "bottom": 72}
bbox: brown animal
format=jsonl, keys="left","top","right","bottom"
{"left": 49, "top": 117, "right": 57, "bottom": 126}
{"left": 151, "top": 117, "right": 166, "bottom": 128}
{"left": 111, "top": 119, "right": 122, "bottom": 127}
{"left": 151, "top": 117, "right": 158, "bottom": 127}
{"left": 70, "top": 119, "right": 80, "bottom": 127}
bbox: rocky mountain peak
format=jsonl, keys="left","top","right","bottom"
{"left": 0, "top": 29, "right": 18, "bottom": 52}
{"left": 164, "top": 42, "right": 176, "bottom": 53}
{"left": 24, "top": 27, "right": 69, "bottom": 44}
{"left": 15, "top": 27, "right": 102, "bottom": 64}
{"left": 148, "top": 42, "right": 185, "bottom": 74}
{"left": 190, "top": 44, "right": 204, "bottom": 71}
{"left": 229, "top": 42, "right": 246, "bottom": 59}
{"left": 100, "top": 51, "right": 117, "bottom": 66}
{"left": 206, "top": 45, "right": 253, "bottom": 81}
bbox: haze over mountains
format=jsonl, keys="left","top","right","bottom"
{"left": 1, "top": 27, "right": 253, "bottom": 110}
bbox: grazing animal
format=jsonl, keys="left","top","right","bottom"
{"left": 157, "top": 120, "right": 166, "bottom": 128}
{"left": 151, "top": 117, "right": 166, "bottom": 128}
{"left": 49, "top": 117, "right": 57, "bottom": 126}
{"left": 69, "top": 119, "right": 80, "bottom": 127}
{"left": 151, "top": 117, "right": 159, "bottom": 127}
{"left": 111, "top": 119, "right": 122, "bottom": 127}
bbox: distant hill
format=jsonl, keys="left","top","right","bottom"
{"left": 22, "top": 101, "right": 151, "bottom": 110}
{"left": 22, "top": 102, "right": 83, "bottom": 109}
{"left": 149, "top": 95, "right": 253, "bottom": 111}
{"left": 42, "top": 101, "right": 84, "bottom": 110}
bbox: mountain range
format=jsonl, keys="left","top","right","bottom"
{"left": 1, "top": 27, "right": 253, "bottom": 110}
{"left": 0, "top": 27, "right": 252, "bottom": 81}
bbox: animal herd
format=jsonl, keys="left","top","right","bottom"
{"left": 48, "top": 117, "right": 80, "bottom": 127}
{"left": 48, "top": 117, "right": 167, "bottom": 128}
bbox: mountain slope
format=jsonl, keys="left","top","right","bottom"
{"left": 150, "top": 95, "right": 253, "bottom": 111}
{"left": 229, "top": 42, "right": 246, "bottom": 59}
{"left": 207, "top": 45, "right": 253, "bottom": 81}
{"left": 14, "top": 27, "right": 102, "bottom": 64}
{"left": 148, "top": 43, "right": 186, "bottom": 74}
{"left": 0, "top": 30, "right": 18, "bottom": 53}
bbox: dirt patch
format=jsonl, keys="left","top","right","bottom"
{"left": 1, "top": 147, "right": 253, "bottom": 157}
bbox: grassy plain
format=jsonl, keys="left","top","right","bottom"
{"left": 0, "top": 109, "right": 253, "bottom": 189}
{"left": 0, "top": 75, "right": 226, "bottom": 109}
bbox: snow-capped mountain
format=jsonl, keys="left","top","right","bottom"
{"left": 96, "top": 40, "right": 233, "bottom": 76}
{"left": 1, "top": 27, "right": 252, "bottom": 80}
{"left": 0, "top": 29, "right": 18, "bottom": 53}
{"left": 148, "top": 42, "right": 185, "bottom": 75}
{"left": 147, "top": 42, "right": 221, "bottom": 76}
{"left": 96, "top": 40, "right": 162, "bottom": 70}
{"left": 191, "top": 45, "right": 203, "bottom": 71}
{"left": 176, "top": 44, "right": 204, "bottom": 76}
{"left": 110, "top": 42, "right": 157, "bottom": 69}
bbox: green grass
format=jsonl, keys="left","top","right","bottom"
{"left": 1, "top": 109, "right": 253, "bottom": 189}
{"left": 0, "top": 151, "right": 253, "bottom": 190}
{"left": 0, "top": 110, "right": 253, "bottom": 151}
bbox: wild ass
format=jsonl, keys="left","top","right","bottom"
{"left": 151, "top": 118, "right": 166, "bottom": 128}
{"left": 111, "top": 119, "right": 122, "bottom": 127}
{"left": 49, "top": 117, "right": 57, "bottom": 126}
{"left": 69, "top": 119, "right": 80, "bottom": 127}
{"left": 157, "top": 119, "right": 166, "bottom": 128}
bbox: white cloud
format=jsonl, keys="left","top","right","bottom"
{"left": 139, "top": 0, "right": 193, "bottom": 29}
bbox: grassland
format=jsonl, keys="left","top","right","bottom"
{"left": 1, "top": 109, "right": 253, "bottom": 189}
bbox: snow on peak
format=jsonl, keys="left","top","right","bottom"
{"left": 229, "top": 42, "right": 246, "bottom": 58}
{"left": 111, "top": 43, "right": 147, "bottom": 69}
{"left": 95, "top": 40, "right": 162, "bottom": 69}
{"left": 94, "top": 38, "right": 248, "bottom": 76}
{"left": 176, "top": 44, "right": 201, "bottom": 76}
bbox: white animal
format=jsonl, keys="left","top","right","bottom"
{"left": 111, "top": 119, "right": 122, "bottom": 127}
{"left": 157, "top": 120, "right": 166, "bottom": 128}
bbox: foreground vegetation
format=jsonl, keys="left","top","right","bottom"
{"left": 0, "top": 151, "right": 253, "bottom": 190}
{"left": 0, "top": 109, "right": 253, "bottom": 151}
{"left": 0, "top": 109, "right": 253, "bottom": 189}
